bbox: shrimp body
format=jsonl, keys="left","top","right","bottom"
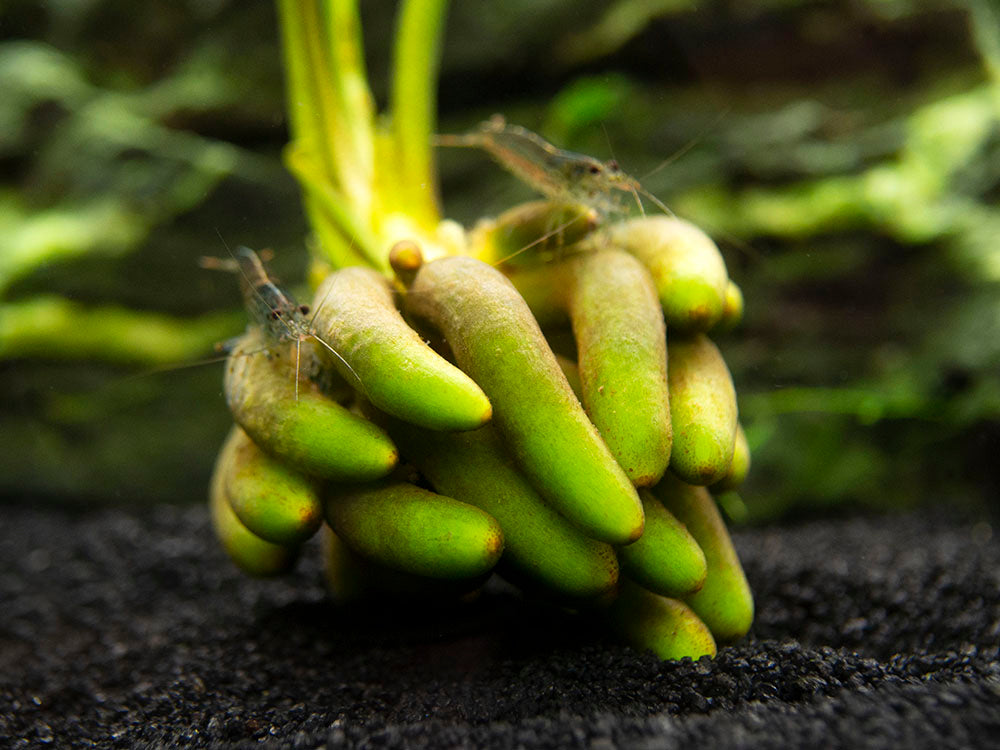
{"left": 201, "top": 246, "right": 358, "bottom": 399}
{"left": 437, "top": 115, "right": 644, "bottom": 217}
{"left": 229, "top": 246, "right": 314, "bottom": 346}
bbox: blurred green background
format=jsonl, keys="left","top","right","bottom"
{"left": 2, "top": 0, "right": 998, "bottom": 521}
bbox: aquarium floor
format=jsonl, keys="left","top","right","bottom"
{"left": 2, "top": 505, "right": 999, "bottom": 749}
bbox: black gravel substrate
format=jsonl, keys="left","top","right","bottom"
{"left": 2, "top": 505, "right": 999, "bottom": 749}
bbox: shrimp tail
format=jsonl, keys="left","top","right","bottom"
{"left": 214, "top": 336, "right": 246, "bottom": 355}
{"left": 198, "top": 256, "right": 240, "bottom": 273}
{"left": 433, "top": 133, "right": 488, "bottom": 148}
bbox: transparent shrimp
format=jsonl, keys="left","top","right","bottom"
{"left": 436, "top": 115, "right": 674, "bottom": 221}
{"left": 200, "top": 245, "right": 359, "bottom": 401}
{"left": 434, "top": 115, "right": 763, "bottom": 268}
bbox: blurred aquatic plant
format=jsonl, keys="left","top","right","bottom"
{"left": 700, "top": 1, "right": 1000, "bottom": 518}
{"left": 0, "top": 5, "right": 299, "bottom": 502}
{"left": 0, "top": 38, "right": 275, "bottom": 358}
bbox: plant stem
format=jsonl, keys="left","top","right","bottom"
{"left": 389, "top": 0, "right": 448, "bottom": 230}
{"left": 286, "top": 143, "right": 386, "bottom": 270}
{"left": 277, "top": 0, "right": 340, "bottom": 186}
{"left": 278, "top": 0, "right": 450, "bottom": 267}
{"left": 324, "top": 0, "right": 376, "bottom": 206}
{"left": 277, "top": 0, "right": 381, "bottom": 267}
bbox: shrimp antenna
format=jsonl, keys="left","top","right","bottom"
{"left": 308, "top": 280, "right": 337, "bottom": 331}
{"left": 294, "top": 337, "right": 301, "bottom": 402}
{"left": 600, "top": 122, "right": 618, "bottom": 165}
{"left": 308, "top": 333, "right": 362, "bottom": 392}
{"left": 304, "top": 266, "right": 362, "bottom": 387}
{"left": 302, "top": 237, "right": 368, "bottom": 396}
{"left": 599, "top": 125, "right": 644, "bottom": 218}
{"left": 307, "top": 234, "right": 356, "bottom": 331}
{"left": 636, "top": 185, "right": 676, "bottom": 219}
{"left": 214, "top": 228, "right": 244, "bottom": 271}
{"left": 627, "top": 182, "right": 646, "bottom": 217}
{"left": 640, "top": 107, "right": 731, "bottom": 182}
{"left": 123, "top": 343, "right": 275, "bottom": 381}
{"left": 714, "top": 226, "right": 764, "bottom": 262}
{"left": 492, "top": 211, "right": 594, "bottom": 266}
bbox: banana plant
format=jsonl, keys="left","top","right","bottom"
{"left": 209, "top": 0, "right": 754, "bottom": 661}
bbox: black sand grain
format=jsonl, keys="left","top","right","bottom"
{"left": 1, "top": 506, "right": 998, "bottom": 748}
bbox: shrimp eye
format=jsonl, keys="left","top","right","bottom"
{"left": 589, "top": 164, "right": 601, "bottom": 174}
{"left": 299, "top": 304, "right": 310, "bottom": 315}
{"left": 270, "top": 311, "right": 280, "bottom": 320}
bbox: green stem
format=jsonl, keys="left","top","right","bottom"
{"left": 285, "top": 143, "right": 384, "bottom": 267}
{"left": 324, "top": 0, "right": 376, "bottom": 202}
{"left": 277, "top": 0, "right": 379, "bottom": 267}
{"left": 277, "top": 0, "right": 339, "bottom": 185}
{"left": 302, "top": 196, "right": 368, "bottom": 271}
{"left": 389, "top": 0, "right": 448, "bottom": 229}
{"left": 276, "top": 0, "right": 318, "bottom": 162}
{"left": 278, "top": 0, "right": 450, "bottom": 267}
